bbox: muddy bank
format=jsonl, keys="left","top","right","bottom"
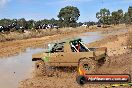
{"left": 87, "top": 27, "right": 130, "bottom": 56}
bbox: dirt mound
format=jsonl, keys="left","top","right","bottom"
{"left": 98, "top": 51, "right": 132, "bottom": 74}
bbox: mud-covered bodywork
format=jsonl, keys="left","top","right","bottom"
{"left": 32, "top": 38, "right": 107, "bottom": 67}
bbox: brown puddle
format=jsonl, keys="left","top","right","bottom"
{"left": 0, "top": 48, "right": 45, "bottom": 88}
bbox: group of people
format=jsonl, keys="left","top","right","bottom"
{"left": 35, "top": 24, "right": 59, "bottom": 29}
{"left": 0, "top": 22, "right": 60, "bottom": 33}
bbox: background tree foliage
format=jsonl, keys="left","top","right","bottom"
{"left": 128, "top": 6, "right": 132, "bottom": 23}
{"left": 0, "top": 6, "right": 132, "bottom": 30}
{"left": 124, "top": 12, "right": 131, "bottom": 24}
{"left": 96, "top": 6, "right": 132, "bottom": 25}
{"left": 58, "top": 6, "right": 80, "bottom": 27}
{"left": 96, "top": 8, "right": 111, "bottom": 25}
{"left": 17, "top": 18, "right": 28, "bottom": 28}
{"left": 111, "top": 9, "right": 123, "bottom": 25}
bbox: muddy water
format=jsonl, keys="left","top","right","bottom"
{"left": 0, "top": 48, "right": 46, "bottom": 88}
{"left": 102, "top": 28, "right": 128, "bottom": 35}
{"left": 0, "top": 32, "right": 104, "bottom": 88}
{"left": 79, "top": 32, "right": 103, "bottom": 44}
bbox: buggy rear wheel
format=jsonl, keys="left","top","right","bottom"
{"left": 79, "top": 57, "right": 98, "bottom": 74}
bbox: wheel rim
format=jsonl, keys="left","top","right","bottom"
{"left": 79, "top": 58, "right": 97, "bottom": 74}
{"left": 83, "top": 64, "right": 90, "bottom": 71}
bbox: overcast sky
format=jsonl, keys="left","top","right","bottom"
{"left": 0, "top": 0, "right": 132, "bottom": 22}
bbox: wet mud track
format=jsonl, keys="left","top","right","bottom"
{"left": 19, "top": 50, "right": 132, "bottom": 88}
{"left": 19, "top": 27, "right": 132, "bottom": 88}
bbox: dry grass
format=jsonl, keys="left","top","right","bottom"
{"left": 0, "top": 27, "right": 95, "bottom": 42}
{"left": 0, "top": 29, "right": 61, "bottom": 42}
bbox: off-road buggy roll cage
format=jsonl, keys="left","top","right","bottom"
{"left": 50, "top": 38, "right": 95, "bottom": 53}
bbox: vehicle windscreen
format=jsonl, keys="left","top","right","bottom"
{"left": 50, "top": 42, "right": 64, "bottom": 53}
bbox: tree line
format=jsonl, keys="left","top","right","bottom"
{"left": 0, "top": 5, "right": 132, "bottom": 31}
{"left": 0, "top": 18, "right": 60, "bottom": 29}
{"left": 96, "top": 6, "right": 132, "bottom": 26}
{"left": 0, "top": 6, "right": 96, "bottom": 31}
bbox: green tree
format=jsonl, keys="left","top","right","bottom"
{"left": 35, "top": 20, "right": 42, "bottom": 26}
{"left": 27, "top": 19, "right": 35, "bottom": 29}
{"left": 41, "top": 19, "right": 50, "bottom": 24}
{"left": 118, "top": 9, "right": 124, "bottom": 23}
{"left": 124, "top": 12, "right": 131, "bottom": 24}
{"left": 0, "top": 18, "right": 12, "bottom": 26}
{"left": 128, "top": 6, "right": 132, "bottom": 23}
{"left": 58, "top": 6, "right": 80, "bottom": 27}
{"left": 50, "top": 18, "right": 59, "bottom": 25}
{"left": 96, "top": 8, "right": 111, "bottom": 25}
{"left": 50, "top": 18, "right": 56, "bottom": 24}
{"left": 111, "top": 11, "right": 118, "bottom": 25}
{"left": 111, "top": 10, "right": 123, "bottom": 25}
{"left": 17, "top": 18, "right": 27, "bottom": 27}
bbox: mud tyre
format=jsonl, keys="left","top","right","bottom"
{"left": 35, "top": 60, "right": 46, "bottom": 76}
{"left": 79, "top": 57, "right": 98, "bottom": 74}
{"left": 76, "top": 75, "right": 87, "bottom": 85}
{"left": 35, "top": 60, "right": 55, "bottom": 77}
